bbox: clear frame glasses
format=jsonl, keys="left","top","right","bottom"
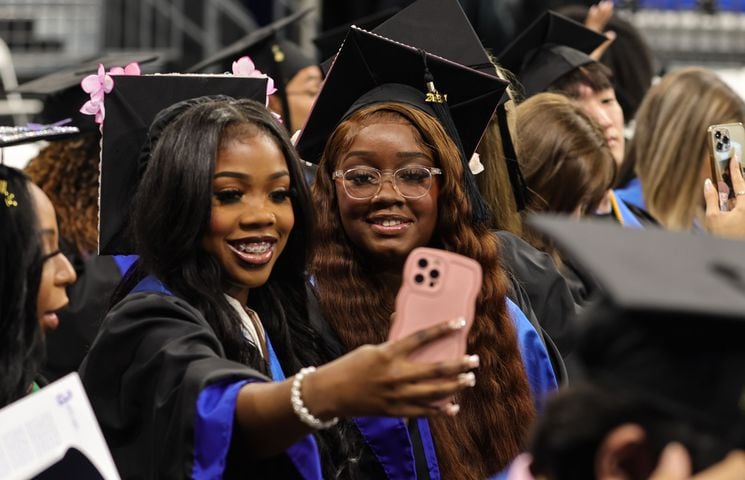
{"left": 333, "top": 166, "right": 442, "bottom": 200}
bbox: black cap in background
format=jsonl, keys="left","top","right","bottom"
{"left": 312, "top": 8, "right": 399, "bottom": 61}
{"left": 497, "top": 11, "right": 606, "bottom": 97}
{"left": 528, "top": 215, "right": 745, "bottom": 445}
{"left": 187, "top": 7, "right": 315, "bottom": 84}
{"left": 98, "top": 75, "right": 268, "bottom": 255}
{"left": 11, "top": 53, "right": 160, "bottom": 132}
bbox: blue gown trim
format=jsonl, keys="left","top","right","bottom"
{"left": 132, "top": 275, "right": 323, "bottom": 480}
{"left": 193, "top": 379, "right": 250, "bottom": 479}
{"left": 112, "top": 254, "right": 138, "bottom": 277}
{"left": 506, "top": 298, "right": 558, "bottom": 411}
{"left": 353, "top": 416, "right": 440, "bottom": 480}
{"left": 614, "top": 177, "right": 646, "bottom": 210}
{"left": 417, "top": 417, "right": 440, "bottom": 480}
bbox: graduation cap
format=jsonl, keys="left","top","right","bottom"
{"left": 497, "top": 11, "right": 606, "bottom": 97}
{"left": 312, "top": 8, "right": 399, "bottom": 61}
{"left": 98, "top": 74, "right": 268, "bottom": 254}
{"left": 366, "top": 0, "right": 530, "bottom": 210}
{"left": 187, "top": 8, "right": 315, "bottom": 131}
{"left": 296, "top": 26, "right": 508, "bottom": 223}
{"left": 10, "top": 53, "right": 160, "bottom": 132}
{"left": 0, "top": 124, "right": 80, "bottom": 148}
{"left": 528, "top": 216, "right": 745, "bottom": 451}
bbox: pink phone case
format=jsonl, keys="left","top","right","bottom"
{"left": 388, "top": 247, "right": 482, "bottom": 365}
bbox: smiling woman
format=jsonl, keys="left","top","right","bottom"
{"left": 79, "top": 92, "right": 479, "bottom": 479}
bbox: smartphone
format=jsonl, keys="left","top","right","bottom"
{"left": 388, "top": 247, "right": 482, "bottom": 365}
{"left": 707, "top": 122, "right": 745, "bottom": 211}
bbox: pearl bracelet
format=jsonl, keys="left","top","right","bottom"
{"left": 290, "top": 366, "right": 339, "bottom": 430}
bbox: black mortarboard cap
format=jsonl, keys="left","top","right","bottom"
{"left": 297, "top": 26, "right": 506, "bottom": 166}
{"left": 187, "top": 7, "right": 314, "bottom": 83}
{"left": 11, "top": 53, "right": 160, "bottom": 132}
{"left": 99, "top": 74, "right": 267, "bottom": 254}
{"left": 528, "top": 216, "right": 745, "bottom": 447}
{"left": 497, "top": 11, "right": 606, "bottom": 97}
{"left": 297, "top": 26, "right": 508, "bottom": 223}
{"left": 312, "top": 8, "right": 399, "bottom": 61}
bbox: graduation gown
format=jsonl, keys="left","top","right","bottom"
{"left": 42, "top": 250, "right": 134, "bottom": 381}
{"left": 79, "top": 276, "right": 321, "bottom": 479}
{"left": 307, "top": 290, "right": 557, "bottom": 480}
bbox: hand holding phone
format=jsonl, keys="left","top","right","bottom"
{"left": 707, "top": 123, "right": 745, "bottom": 211}
{"left": 388, "top": 247, "right": 482, "bottom": 365}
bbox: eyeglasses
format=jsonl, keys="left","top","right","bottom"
{"left": 333, "top": 166, "right": 442, "bottom": 200}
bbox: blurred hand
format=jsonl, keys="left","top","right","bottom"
{"left": 704, "top": 155, "right": 745, "bottom": 239}
{"left": 649, "top": 443, "right": 745, "bottom": 480}
{"left": 304, "top": 317, "right": 479, "bottom": 419}
{"left": 586, "top": 0, "right": 616, "bottom": 61}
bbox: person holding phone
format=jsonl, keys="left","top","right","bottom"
{"left": 618, "top": 67, "right": 745, "bottom": 231}
{"left": 296, "top": 25, "right": 557, "bottom": 480}
{"left": 79, "top": 80, "right": 478, "bottom": 478}
{"left": 0, "top": 164, "right": 77, "bottom": 406}
{"left": 704, "top": 155, "right": 745, "bottom": 239}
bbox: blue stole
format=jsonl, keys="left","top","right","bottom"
{"left": 354, "top": 416, "right": 440, "bottom": 480}
{"left": 131, "top": 276, "right": 323, "bottom": 480}
{"left": 112, "top": 254, "right": 138, "bottom": 276}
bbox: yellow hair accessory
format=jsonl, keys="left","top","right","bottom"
{"left": 1, "top": 180, "right": 18, "bottom": 207}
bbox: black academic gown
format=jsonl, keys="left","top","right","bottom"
{"left": 79, "top": 287, "right": 307, "bottom": 479}
{"left": 42, "top": 247, "right": 123, "bottom": 381}
{"left": 495, "top": 231, "right": 580, "bottom": 358}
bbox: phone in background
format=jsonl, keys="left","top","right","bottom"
{"left": 707, "top": 122, "right": 745, "bottom": 211}
{"left": 388, "top": 247, "right": 482, "bottom": 366}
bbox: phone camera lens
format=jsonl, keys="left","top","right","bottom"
{"left": 430, "top": 269, "right": 440, "bottom": 279}
{"left": 414, "top": 274, "right": 425, "bottom": 284}
{"left": 715, "top": 130, "right": 722, "bottom": 139}
{"left": 723, "top": 136, "right": 730, "bottom": 144}
{"left": 418, "top": 258, "right": 428, "bottom": 268}
{"left": 717, "top": 142, "right": 723, "bottom": 151}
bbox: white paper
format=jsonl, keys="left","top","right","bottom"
{"left": 0, "top": 373, "right": 120, "bottom": 479}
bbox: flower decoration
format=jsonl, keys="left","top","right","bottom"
{"left": 80, "top": 62, "right": 141, "bottom": 125}
{"left": 231, "top": 56, "right": 278, "bottom": 109}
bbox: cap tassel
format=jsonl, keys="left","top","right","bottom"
{"left": 419, "top": 50, "right": 491, "bottom": 225}
{"left": 496, "top": 102, "right": 530, "bottom": 211}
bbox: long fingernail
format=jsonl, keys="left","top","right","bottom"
{"left": 458, "top": 372, "right": 476, "bottom": 387}
{"left": 465, "top": 355, "right": 480, "bottom": 368}
{"left": 444, "top": 403, "right": 460, "bottom": 416}
{"left": 705, "top": 178, "right": 713, "bottom": 190}
{"left": 449, "top": 317, "right": 466, "bottom": 330}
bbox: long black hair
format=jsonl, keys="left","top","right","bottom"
{"left": 113, "top": 97, "right": 323, "bottom": 375}
{"left": 0, "top": 165, "right": 45, "bottom": 406}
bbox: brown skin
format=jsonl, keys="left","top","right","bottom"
{"left": 30, "top": 183, "right": 76, "bottom": 331}
{"left": 235, "top": 318, "right": 478, "bottom": 459}
{"left": 201, "top": 130, "right": 476, "bottom": 460}
{"left": 335, "top": 121, "right": 439, "bottom": 273}
{"left": 201, "top": 134, "right": 294, "bottom": 305}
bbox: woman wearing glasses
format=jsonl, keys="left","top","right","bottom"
{"left": 0, "top": 165, "right": 77, "bottom": 407}
{"left": 308, "top": 99, "right": 557, "bottom": 479}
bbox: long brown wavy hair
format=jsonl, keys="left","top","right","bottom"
{"left": 25, "top": 132, "right": 100, "bottom": 255}
{"left": 310, "top": 103, "right": 536, "bottom": 479}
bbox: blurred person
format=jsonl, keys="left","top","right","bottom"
{"left": 559, "top": 2, "right": 657, "bottom": 121}
{"left": 618, "top": 67, "right": 745, "bottom": 231}
{"left": 17, "top": 55, "right": 156, "bottom": 380}
{"left": 189, "top": 9, "right": 322, "bottom": 134}
{"left": 523, "top": 217, "right": 745, "bottom": 480}
{"left": 0, "top": 164, "right": 76, "bottom": 406}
